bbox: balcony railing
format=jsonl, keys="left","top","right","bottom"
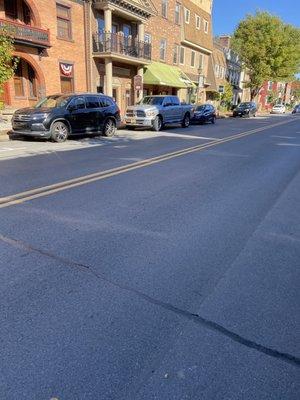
{"left": 93, "top": 32, "right": 151, "bottom": 61}
{"left": 0, "top": 19, "right": 50, "bottom": 48}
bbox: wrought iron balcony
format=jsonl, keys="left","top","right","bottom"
{"left": 0, "top": 19, "right": 50, "bottom": 48}
{"left": 93, "top": 32, "right": 151, "bottom": 61}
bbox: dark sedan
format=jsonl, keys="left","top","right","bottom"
{"left": 11, "top": 93, "right": 121, "bottom": 142}
{"left": 233, "top": 102, "right": 257, "bottom": 118}
{"left": 191, "top": 104, "right": 216, "bottom": 124}
{"left": 292, "top": 104, "right": 300, "bottom": 114}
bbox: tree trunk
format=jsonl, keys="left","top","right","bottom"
{"left": 250, "top": 87, "right": 261, "bottom": 101}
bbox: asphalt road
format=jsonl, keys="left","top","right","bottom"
{"left": 0, "top": 115, "right": 300, "bottom": 400}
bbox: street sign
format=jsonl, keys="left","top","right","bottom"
{"left": 134, "top": 75, "right": 143, "bottom": 91}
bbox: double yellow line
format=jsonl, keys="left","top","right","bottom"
{"left": 0, "top": 118, "right": 296, "bottom": 209}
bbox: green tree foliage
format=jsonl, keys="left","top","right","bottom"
{"left": 267, "top": 89, "right": 278, "bottom": 105}
{"left": 220, "top": 82, "right": 234, "bottom": 105}
{"left": 232, "top": 12, "right": 300, "bottom": 100}
{"left": 0, "top": 29, "right": 18, "bottom": 95}
{"left": 291, "top": 80, "right": 300, "bottom": 104}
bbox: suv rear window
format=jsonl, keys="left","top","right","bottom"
{"left": 100, "top": 97, "right": 114, "bottom": 107}
{"left": 86, "top": 96, "right": 100, "bottom": 108}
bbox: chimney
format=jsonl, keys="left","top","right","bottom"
{"left": 219, "top": 35, "right": 231, "bottom": 48}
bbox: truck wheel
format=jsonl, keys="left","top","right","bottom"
{"left": 182, "top": 113, "right": 190, "bottom": 128}
{"left": 152, "top": 116, "right": 163, "bottom": 132}
{"left": 51, "top": 121, "right": 69, "bottom": 142}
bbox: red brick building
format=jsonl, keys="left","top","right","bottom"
{"left": 0, "top": 0, "right": 87, "bottom": 109}
{"left": 258, "top": 80, "right": 291, "bottom": 111}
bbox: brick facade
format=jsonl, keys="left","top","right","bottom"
{"left": 258, "top": 81, "right": 291, "bottom": 111}
{"left": 145, "top": 0, "right": 181, "bottom": 65}
{"left": 0, "top": 0, "right": 87, "bottom": 109}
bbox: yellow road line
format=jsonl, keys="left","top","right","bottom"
{"left": 0, "top": 118, "right": 297, "bottom": 209}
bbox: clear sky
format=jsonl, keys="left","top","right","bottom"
{"left": 212, "top": 0, "right": 300, "bottom": 36}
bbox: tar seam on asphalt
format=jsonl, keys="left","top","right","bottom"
{"left": 1, "top": 232, "right": 299, "bottom": 368}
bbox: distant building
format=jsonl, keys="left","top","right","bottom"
{"left": 208, "top": 38, "right": 227, "bottom": 102}
{"left": 258, "top": 81, "right": 292, "bottom": 110}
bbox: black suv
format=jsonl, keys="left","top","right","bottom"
{"left": 233, "top": 102, "right": 257, "bottom": 118}
{"left": 11, "top": 93, "right": 121, "bottom": 142}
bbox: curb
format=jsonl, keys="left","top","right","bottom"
{"left": 0, "top": 130, "right": 10, "bottom": 141}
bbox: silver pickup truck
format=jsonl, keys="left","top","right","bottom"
{"left": 125, "top": 95, "right": 194, "bottom": 131}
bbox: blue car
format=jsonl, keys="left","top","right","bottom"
{"left": 192, "top": 104, "right": 216, "bottom": 124}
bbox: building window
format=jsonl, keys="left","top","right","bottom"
{"left": 196, "top": 15, "right": 201, "bottom": 30}
{"left": 57, "top": 3, "right": 72, "bottom": 40}
{"left": 144, "top": 33, "right": 152, "bottom": 43}
{"left": 175, "top": 2, "right": 180, "bottom": 24}
{"left": 28, "top": 64, "right": 37, "bottom": 98}
{"left": 267, "top": 81, "right": 273, "bottom": 91}
{"left": 97, "top": 18, "right": 105, "bottom": 33}
{"left": 215, "top": 64, "right": 219, "bottom": 78}
{"left": 60, "top": 62, "right": 74, "bottom": 93}
{"left": 191, "top": 51, "right": 195, "bottom": 67}
{"left": 173, "top": 44, "right": 179, "bottom": 64}
{"left": 4, "top": 0, "right": 17, "bottom": 20}
{"left": 179, "top": 47, "right": 185, "bottom": 64}
{"left": 162, "top": 0, "right": 168, "bottom": 18}
{"left": 184, "top": 8, "right": 190, "bottom": 24}
{"left": 199, "top": 54, "right": 204, "bottom": 70}
{"left": 13, "top": 61, "right": 24, "bottom": 97}
{"left": 204, "top": 19, "right": 209, "bottom": 33}
{"left": 159, "top": 39, "right": 167, "bottom": 61}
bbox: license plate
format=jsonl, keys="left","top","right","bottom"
{"left": 130, "top": 118, "right": 136, "bottom": 124}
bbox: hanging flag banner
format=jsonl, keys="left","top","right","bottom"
{"left": 60, "top": 63, "right": 73, "bottom": 77}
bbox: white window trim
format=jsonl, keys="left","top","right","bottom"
{"left": 174, "top": 2, "right": 180, "bottom": 24}
{"left": 173, "top": 44, "right": 179, "bottom": 64}
{"left": 159, "top": 38, "right": 167, "bottom": 61}
{"left": 204, "top": 19, "right": 208, "bottom": 33}
{"left": 162, "top": 0, "right": 168, "bottom": 19}
{"left": 195, "top": 15, "right": 201, "bottom": 30}
{"left": 179, "top": 47, "right": 185, "bottom": 65}
{"left": 184, "top": 8, "right": 190, "bottom": 24}
{"left": 191, "top": 50, "right": 196, "bottom": 68}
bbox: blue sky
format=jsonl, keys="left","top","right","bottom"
{"left": 212, "top": 0, "right": 300, "bottom": 36}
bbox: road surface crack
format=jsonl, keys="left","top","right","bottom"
{"left": 1, "top": 232, "right": 299, "bottom": 368}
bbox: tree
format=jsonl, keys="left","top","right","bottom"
{"left": 220, "top": 82, "right": 233, "bottom": 107}
{"left": 291, "top": 79, "right": 300, "bottom": 104}
{"left": 232, "top": 12, "right": 300, "bottom": 100}
{"left": 267, "top": 89, "right": 278, "bottom": 106}
{"left": 0, "top": 28, "right": 18, "bottom": 96}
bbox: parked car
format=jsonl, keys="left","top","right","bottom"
{"left": 125, "top": 95, "right": 194, "bottom": 131}
{"left": 232, "top": 102, "right": 257, "bottom": 117}
{"left": 11, "top": 93, "right": 121, "bottom": 142}
{"left": 271, "top": 104, "right": 286, "bottom": 114}
{"left": 191, "top": 104, "right": 216, "bottom": 124}
{"left": 292, "top": 104, "right": 300, "bottom": 114}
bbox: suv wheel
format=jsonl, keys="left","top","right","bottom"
{"left": 51, "top": 121, "right": 69, "bottom": 143}
{"left": 182, "top": 113, "right": 190, "bottom": 128}
{"left": 152, "top": 116, "right": 163, "bottom": 132}
{"left": 211, "top": 116, "right": 216, "bottom": 124}
{"left": 103, "top": 118, "right": 116, "bottom": 137}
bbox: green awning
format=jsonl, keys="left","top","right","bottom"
{"left": 144, "top": 62, "right": 195, "bottom": 88}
